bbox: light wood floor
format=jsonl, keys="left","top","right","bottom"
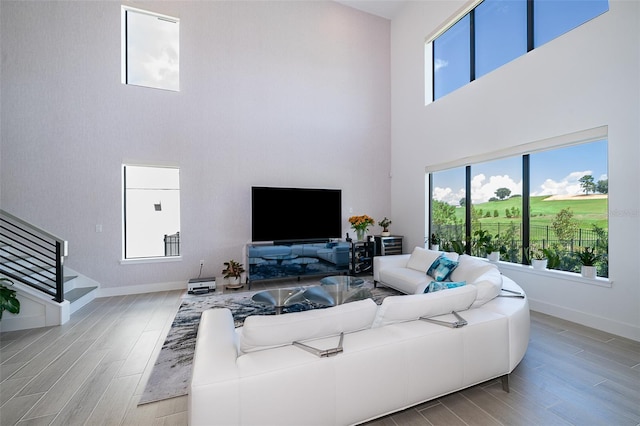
{"left": 1, "top": 278, "right": 639, "bottom": 426}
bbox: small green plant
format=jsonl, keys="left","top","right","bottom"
{"left": 222, "top": 260, "right": 245, "bottom": 279}
{"left": 473, "top": 229, "right": 505, "bottom": 256}
{"left": 543, "top": 248, "right": 561, "bottom": 269}
{"left": 575, "top": 247, "right": 599, "bottom": 266}
{"left": 429, "top": 233, "right": 440, "bottom": 246}
{"left": 524, "top": 246, "right": 546, "bottom": 264}
{"left": 0, "top": 277, "right": 20, "bottom": 320}
{"left": 450, "top": 240, "right": 466, "bottom": 255}
{"left": 378, "top": 217, "right": 392, "bottom": 231}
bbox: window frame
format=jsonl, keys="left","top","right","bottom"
{"left": 121, "top": 5, "right": 180, "bottom": 92}
{"left": 122, "top": 164, "right": 182, "bottom": 263}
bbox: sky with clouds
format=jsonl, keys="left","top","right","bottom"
{"left": 433, "top": 140, "right": 608, "bottom": 205}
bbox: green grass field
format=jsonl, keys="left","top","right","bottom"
{"left": 455, "top": 195, "right": 608, "bottom": 230}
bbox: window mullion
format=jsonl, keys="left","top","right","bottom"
{"left": 465, "top": 166, "right": 472, "bottom": 254}
{"left": 522, "top": 155, "right": 530, "bottom": 263}
{"left": 527, "top": 0, "right": 534, "bottom": 52}
{"left": 470, "top": 9, "right": 476, "bottom": 82}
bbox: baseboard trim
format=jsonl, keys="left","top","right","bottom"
{"left": 528, "top": 299, "right": 640, "bottom": 342}
{"left": 97, "top": 280, "right": 186, "bottom": 298}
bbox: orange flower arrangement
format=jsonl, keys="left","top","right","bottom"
{"left": 348, "top": 215, "right": 375, "bottom": 232}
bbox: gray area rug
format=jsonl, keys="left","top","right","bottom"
{"left": 138, "top": 280, "right": 401, "bottom": 405}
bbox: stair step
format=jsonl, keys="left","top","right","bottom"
{"left": 65, "top": 286, "right": 97, "bottom": 303}
{"left": 64, "top": 275, "right": 78, "bottom": 283}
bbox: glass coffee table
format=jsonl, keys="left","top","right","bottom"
{"left": 252, "top": 287, "right": 306, "bottom": 314}
{"left": 304, "top": 275, "right": 370, "bottom": 307}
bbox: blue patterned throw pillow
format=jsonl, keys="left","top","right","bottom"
{"left": 426, "top": 254, "right": 459, "bottom": 281}
{"left": 424, "top": 280, "right": 467, "bottom": 293}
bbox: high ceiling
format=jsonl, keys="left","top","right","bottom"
{"left": 334, "top": 0, "right": 407, "bottom": 20}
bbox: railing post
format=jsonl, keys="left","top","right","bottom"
{"left": 55, "top": 241, "right": 64, "bottom": 303}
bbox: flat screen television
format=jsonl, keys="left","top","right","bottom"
{"left": 251, "top": 186, "right": 342, "bottom": 243}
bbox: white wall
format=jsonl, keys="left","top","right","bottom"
{"left": 390, "top": 0, "right": 640, "bottom": 340}
{"left": 0, "top": 1, "right": 391, "bottom": 293}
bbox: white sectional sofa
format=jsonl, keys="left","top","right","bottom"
{"left": 189, "top": 249, "right": 530, "bottom": 426}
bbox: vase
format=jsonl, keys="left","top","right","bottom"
{"left": 581, "top": 265, "right": 596, "bottom": 279}
{"left": 381, "top": 230, "right": 391, "bottom": 237}
{"left": 356, "top": 229, "right": 366, "bottom": 241}
{"left": 487, "top": 252, "right": 500, "bottom": 262}
{"left": 532, "top": 259, "right": 547, "bottom": 270}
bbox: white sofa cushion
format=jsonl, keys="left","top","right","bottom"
{"left": 372, "top": 285, "right": 477, "bottom": 327}
{"left": 240, "top": 298, "right": 378, "bottom": 353}
{"left": 406, "top": 247, "right": 442, "bottom": 272}
{"left": 450, "top": 255, "right": 503, "bottom": 306}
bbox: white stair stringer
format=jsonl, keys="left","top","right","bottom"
{"left": 0, "top": 268, "right": 100, "bottom": 332}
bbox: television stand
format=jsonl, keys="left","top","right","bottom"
{"left": 246, "top": 240, "right": 350, "bottom": 285}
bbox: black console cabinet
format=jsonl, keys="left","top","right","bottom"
{"left": 350, "top": 241, "right": 375, "bottom": 275}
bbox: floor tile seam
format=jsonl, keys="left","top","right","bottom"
{"left": 30, "top": 350, "right": 111, "bottom": 425}
{"left": 417, "top": 400, "right": 464, "bottom": 425}
{"left": 0, "top": 327, "right": 59, "bottom": 366}
{"left": 456, "top": 391, "right": 507, "bottom": 426}
{"left": 535, "top": 368, "right": 640, "bottom": 422}
{"left": 15, "top": 340, "right": 106, "bottom": 404}
{"left": 2, "top": 391, "right": 47, "bottom": 425}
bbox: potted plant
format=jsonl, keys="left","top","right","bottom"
{"left": 474, "top": 230, "right": 505, "bottom": 261}
{"left": 525, "top": 246, "right": 547, "bottom": 270}
{"left": 0, "top": 277, "right": 20, "bottom": 320}
{"left": 576, "top": 247, "right": 599, "bottom": 278}
{"left": 348, "top": 215, "right": 375, "bottom": 241}
{"left": 378, "top": 217, "right": 392, "bottom": 237}
{"left": 429, "top": 233, "right": 440, "bottom": 251}
{"left": 222, "top": 260, "right": 245, "bottom": 289}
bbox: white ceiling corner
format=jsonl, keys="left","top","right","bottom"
{"left": 333, "top": 0, "right": 408, "bottom": 20}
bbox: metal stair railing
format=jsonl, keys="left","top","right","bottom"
{"left": 0, "top": 209, "right": 67, "bottom": 303}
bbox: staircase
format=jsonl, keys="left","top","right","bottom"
{"left": 0, "top": 209, "right": 99, "bottom": 332}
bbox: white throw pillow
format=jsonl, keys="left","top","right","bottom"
{"left": 372, "top": 285, "right": 477, "bottom": 328}
{"left": 470, "top": 268, "right": 503, "bottom": 307}
{"left": 406, "top": 247, "right": 443, "bottom": 272}
{"left": 239, "top": 298, "right": 377, "bottom": 353}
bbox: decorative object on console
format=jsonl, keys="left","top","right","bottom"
{"left": 349, "top": 214, "right": 374, "bottom": 241}
{"left": 222, "top": 259, "right": 245, "bottom": 289}
{"left": 378, "top": 217, "right": 392, "bottom": 237}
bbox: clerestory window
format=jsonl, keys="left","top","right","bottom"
{"left": 426, "top": 0, "right": 608, "bottom": 103}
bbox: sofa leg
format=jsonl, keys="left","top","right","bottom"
{"left": 373, "top": 280, "right": 377, "bottom": 288}
{"left": 501, "top": 374, "right": 510, "bottom": 392}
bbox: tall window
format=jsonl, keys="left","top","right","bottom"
{"left": 122, "top": 6, "right": 180, "bottom": 91}
{"left": 430, "top": 167, "right": 466, "bottom": 253}
{"left": 427, "top": 0, "right": 608, "bottom": 102}
{"left": 123, "top": 165, "right": 181, "bottom": 259}
{"left": 471, "top": 157, "right": 523, "bottom": 262}
{"left": 430, "top": 139, "right": 608, "bottom": 277}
